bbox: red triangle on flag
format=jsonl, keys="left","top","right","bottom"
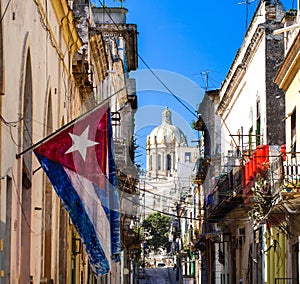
{"left": 34, "top": 103, "right": 110, "bottom": 188}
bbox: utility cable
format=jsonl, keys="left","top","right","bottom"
{"left": 16, "top": 84, "right": 129, "bottom": 158}
{"left": 95, "top": 0, "right": 198, "bottom": 119}
{"left": 0, "top": 0, "right": 12, "bottom": 24}
{"left": 122, "top": 194, "right": 201, "bottom": 221}
{"left": 137, "top": 55, "right": 198, "bottom": 118}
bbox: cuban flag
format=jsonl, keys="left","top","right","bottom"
{"left": 33, "top": 102, "right": 120, "bottom": 276}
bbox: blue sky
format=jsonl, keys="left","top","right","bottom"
{"left": 92, "top": 0, "right": 295, "bottom": 169}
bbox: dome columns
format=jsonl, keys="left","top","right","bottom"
{"left": 146, "top": 107, "right": 188, "bottom": 177}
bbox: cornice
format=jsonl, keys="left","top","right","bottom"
{"left": 89, "top": 33, "right": 108, "bottom": 82}
{"left": 274, "top": 31, "right": 300, "bottom": 91}
{"left": 51, "top": 0, "right": 82, "bottom": 54}
{"left": 217, "top": 64, "right": 246, "bottom": 117}
{"left": 91, "top": 24, "right": 138, "bottom": 72}
{"left": 217, "top": 27, "right": 264, "bottom": 117}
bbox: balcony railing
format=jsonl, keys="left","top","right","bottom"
{"left": 206, "top": 167, "right": 243, "bottom": 222}
{"left": 275, "top": 278, "right": 297, "bottom": 284}
{"left": 266, "top": 152, "right": 300, "bottom": 194}
{"left": 206, "top": 173, "right": 229, "bottom": 210}
{"left": 203, "top": 146, "right": 300, "bottom": 222}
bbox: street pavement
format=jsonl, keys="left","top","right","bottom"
{"left": 137, "top": 267, "right": 180, "bottom": 284}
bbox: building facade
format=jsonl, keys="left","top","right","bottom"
{"left": 140, "top": 107, "right": 198, "bottom": 281}
{"left": 274, "top": 0, "right": 300, "bottom": 282}
{"left": 0, "top": 0, "right": 82, "bottom": 282}
{"left": 143, "top": 107, "right": 198, "bottom": 216}
{"left": 0, "top": 0, "right": 138, "bottom": 283}
{"left": 194, "top": 1, "right": 289, "bottom": 283}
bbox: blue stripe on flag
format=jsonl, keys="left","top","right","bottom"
{"left": 108, "top": 110, "right": 121, "bottom": 261}
{"left": 35, "top": 152, "right": 110, "bottom": 275}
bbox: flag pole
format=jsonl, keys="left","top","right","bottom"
{"left": 16, "top": 85, "right": 128, "bottom": 159}
{"left": 16, "top": 113, "right": 81, "bottom": 159}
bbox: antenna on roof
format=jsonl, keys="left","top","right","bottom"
{"left": 237, "top": 0, "right": 256, "bottom": 31}
{"left": 200, "top": 70, "right": 211, "bottom": 91}
{"left": 114, "top": 0, "right": 126, "bottom": 8}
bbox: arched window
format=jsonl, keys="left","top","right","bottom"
{"left": 149, "top": 155, "right": 152, "bottom": 171}
{"left": 21, "top": 51, "right": 33, "bottom": 283}
{"left": 158, "top": 154, "right": 161, "bottom": 170}
{"left": 166, "top": 154, "right": 171, "bottom": 170}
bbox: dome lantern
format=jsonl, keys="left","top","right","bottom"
{"left": 162, "top": 106, "right": 172, "bottom": 124}
{"left": 147, "top": 107, "right": 187, "bottom": 147}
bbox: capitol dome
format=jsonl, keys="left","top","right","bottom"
{"left": 147, "top": 107, "right": 187, "bottom": 147}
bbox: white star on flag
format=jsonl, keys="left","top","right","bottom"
{"left": 65, "top": 126, "right": 99, "bottom": 161}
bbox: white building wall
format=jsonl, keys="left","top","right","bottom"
{"left": 221, "top": 38, "right": 267, "bottom": 166}
{"left": 1, "top": 0, "right": 80, "bottom": 282}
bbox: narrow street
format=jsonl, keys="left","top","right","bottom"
{"left": 138, "top": 267, "right": 180, "bottom": 284}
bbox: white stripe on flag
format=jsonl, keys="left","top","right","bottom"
{"left": 65, "top": 167, "right": 111, "bottom": 263}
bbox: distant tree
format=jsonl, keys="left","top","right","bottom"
{"left": 142, "top": 212, "right": 172, "bottom": 251}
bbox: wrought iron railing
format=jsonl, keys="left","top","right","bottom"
{"left": 275, "top": 278, "right": 297, "bottom": 284}
{"left": 267, "top": 152, "right": 300, "bottom": 194}
{"left": 206, "top": 167, "right": 243, "bottom": 217}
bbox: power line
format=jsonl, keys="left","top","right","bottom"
{"left": 137, "top": 55, "right": 198, "bottom": 118}
{"left": 0, "top": 0, "right": 12, "bottom": 24}
{"left": 122, "top": 194, "right": 200, "bottom": 221}
{"left": 16, "top": 85, "right": 128, "bottom": 158}
{"left": 139, "top": 184, "right": 193, "bottom": 207}
{"left": 95, "top": 0, "right": 198, "bottom": 119}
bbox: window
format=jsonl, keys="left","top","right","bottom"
{"left": 256, "top": 100, "right": 261, "bottom": 146}
{"left": 292, "top": 242, "right": 299, "bottom": 283}
{"left": 149, "top": 155, "right": 152, "bottom": 171}
{"left": 291, "top": 109, "right": 296, "bottom": 157}
{"left": 158, "top": 154, "right": 161, "bottom": 170}
{"left": 166, "top": 154, "right": 171, "bottom": 170}
{"left": 249, "top": 126, "right": 253, "bottom": 151}
{"left": 185, "top": 152, "right": 191, "bottom": 163}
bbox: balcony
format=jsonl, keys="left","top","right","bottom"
{"left": 280, "top": 152, "right": 300, "bottom": 192}
{"left": 247, "top": 149, "right": 300, "bottom": 226}
{"left": 192, "top": 157, "right": 210, "bottom": 185}
{"left": 245, "top": 147, "right": 300, "bottom": 198}
{"left": 121, "top": 216, "right": 141, "bottom": 250}
{"left": 243, "top": 145, "right": 270, "bottom": 203}
{"left": 72, "top": 54, "right": 94, "bottom": 104}
{"left": 206, "top": 167, "right": 243, "bottom": 222}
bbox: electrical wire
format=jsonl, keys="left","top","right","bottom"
{"left": 11, "top": 168, "right": 41, "bottom": 236}
{"left": 33, "top": 0, "right": 64, "bottom": 62}
{"left": 0, "top": 115, "right": 23, "bottom": 147}
{"left": 140, "top": 187, "right": 194, "bottom": 207}
{"left": 0, "top": 0, "right": 12, "bottom": 24}
{"left": 17, "top": 84, "right": 129, "bottom": 158}
{"left": 137, "top": 55, "right": 198, "bottom": 118}
{"left": 95, "top": 0, "right": 198, "bottom": 119}
{"left": 122, "top": 194, "right": 200, "bottom": 221}
{"left": 0, "top": 115, "right": 23, "bottom": 127}
{"left": 139, "top": 181, "right": 193, "bottom": 201}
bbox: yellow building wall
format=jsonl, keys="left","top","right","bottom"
{"left": 265, "top": 226, "right": 286, "bottom": 283}
{"left": 285, "top": 69, "right": 300, "bottom": 154}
